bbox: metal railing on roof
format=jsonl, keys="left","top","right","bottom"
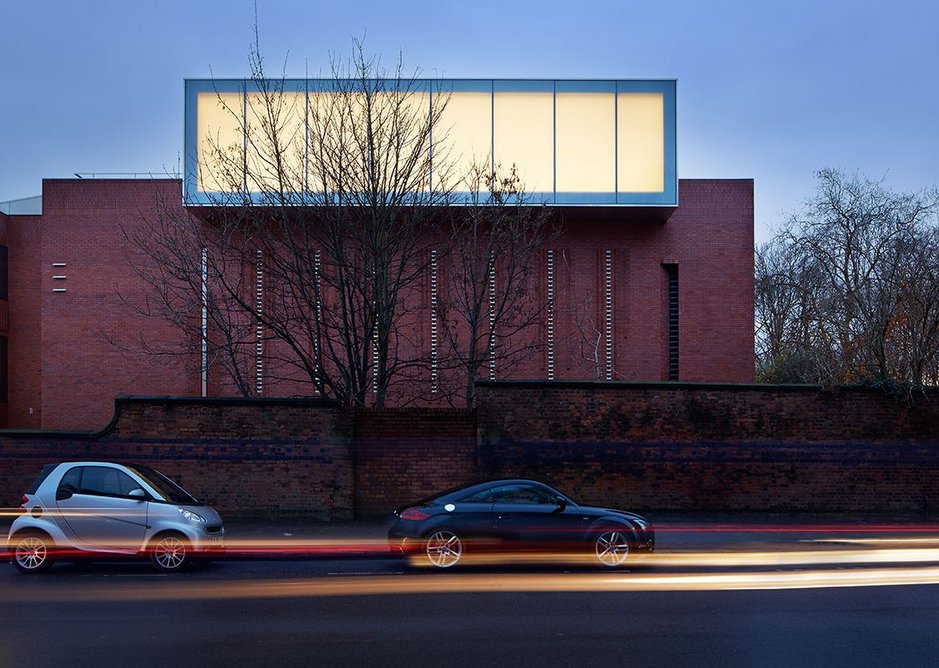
{"left": 73, "top": 172, "right": 178, "bottom": 179}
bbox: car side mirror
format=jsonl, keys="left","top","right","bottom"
{"left": 555, "top": 496, "right": 567, "bottom": 510}
{"left": 56, "top": 484, "right": 76, "bottom": 501}
{"left": 128, "top": 489, "right": 147, "bottom": 500}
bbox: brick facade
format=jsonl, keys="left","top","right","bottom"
{"left": 2, "top": 178, "right": 754, "bottom": 430}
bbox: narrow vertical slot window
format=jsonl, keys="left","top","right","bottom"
{"left": 604, "top": 250, "right": 614, "bottom": 381}
{"left": 0, "top": 335, "right": 7, "bottom": 402}
{"left": 0, "top": 246, "right": 8, "bottom": 301}
{"left": 255, "top": 250, "right": 264, "bottom": 395}
{"left": 488, "top": 253, "right": 496, "bottom": 381}
{"left": 546, "top": 250, "right": 555, "bottom": 381}
{"left": 372, "top": 306, "right": 379, "bottom": 395}
{"left": 430, "top": 249, "right": 439, "bottom": 393}
{"left": 313, "top": 250, "right": 321, "bottom": 394}
{"left": 201, "top": 248, "right": 208, "bottom": 397}
{"left": 665, "top": 264, "right": 679, "bottom": 381}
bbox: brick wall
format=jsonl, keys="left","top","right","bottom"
{"left": 4, "top": 383, "right": 938, "bottom": 517}
{"left": 476, "top": 382, "right": 939, "bottom": 512}
{"left": 5, "top": 212, "right": 42, "bottom": 429}
{"left": 0, "top": 212, "right": 6, "bottom": 427}
{"left": 0, "top": 397, "right": 356, "bottom": 519}
{"left": 354, "top": 408, "right": 477, "bottom": 514}
{"left": 37, "top": 180, "right": 199, "bottom": 430}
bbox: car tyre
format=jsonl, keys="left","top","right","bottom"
{"left": 149, "top": 533, "right": 191, "bottom": 573}
{"left": 593, "top": 528, "right": 631, "bottom": 568}
{"left": 424, "top": 529, "right": 464, "bottom": 569}
{"left": 11, "top": 532, "right": 54, "bottom": 574}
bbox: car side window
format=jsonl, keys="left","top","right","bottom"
{"left": 491, "top": 484, "right": 553, "bottom": 505}
{"left": 79, "top": 466, "right": 140, "bottom": 498}
{"left": 57, "top": 467, "right": 82, "bottom": 496}
{"left": 458, "top": 489, "right": 492, "bottom": 503}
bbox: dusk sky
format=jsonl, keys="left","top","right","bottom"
{"left": 2, "top": 0, "right": 937, "bottom": 242}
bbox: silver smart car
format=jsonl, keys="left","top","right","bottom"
{"left": 7, "top": 461, "right": 224, "bottom": 574}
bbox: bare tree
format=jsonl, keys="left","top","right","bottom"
{"left": 434, "top": 164, "right": 558, "bottom": 406}
{"left": 126, "top": 35, "right": 556, "bottom": 407}
{"left": 564, "top": 292, "right": 609, "bottom": 381}
{"left": 756, "top": 169, "right": 939, "bottom": 386}
{"left": 121, "top": 194, "right": 259, "bottom": 397}
{"left": 127, "top": 38, "right": 456, "bottom": 406}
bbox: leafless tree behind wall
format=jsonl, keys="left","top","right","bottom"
{"left": 755, "top": 169, "right": 939, "bottom": 386}
{"left": 434, "top": 164, "right": 559, "bottom": 407}
{"left": 127, "top": 40, "right": 456, "bottom": 406}
{"left": 125, "top": 38, "right": 557, "bottom": 407}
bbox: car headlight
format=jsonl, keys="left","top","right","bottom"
{"left": 177, "top": 508, "right": 206, "bottom": 523}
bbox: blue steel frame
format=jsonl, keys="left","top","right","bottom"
{"left": 183, "top": 78, "right": 677, "bottom": 207}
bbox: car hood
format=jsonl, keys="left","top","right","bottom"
{"left": 578, "top": 505, "right": 651, "bottom": 526}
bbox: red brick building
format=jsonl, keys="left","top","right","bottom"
{"left": 0, "top": 78, "right": 754, "bottom": 429}
{"left": 0, "top": 176, "right": 753, "bottom": 430}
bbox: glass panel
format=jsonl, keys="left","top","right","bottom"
{"left": 434, "top": 90, "right": 492, "bottom": 191}
{"left": 197, "top": 92, "right": 245, "bottom": 193}
{"left": 245, "top": 91, "right": 306, "bottom": 194}
{"left": 304, "top": 88, "right": 431, "bottom": 197}
{"left": 618, "top": 93, "right": 665, "bottom": 193}
{"left": 493, "top": 92, "right": 553, "bottom": 195}
{"left": 556, "top": 92, "right": 615, "bottom": 193}
{"left": 376, "top": 90, "right": 431, "bottom": 195}
{"left": 306, "top": 88, "right": 345, "bottom": 194}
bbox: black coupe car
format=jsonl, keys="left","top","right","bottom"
{"left": 388, "top": 479, "right": 654, "bottom": 568}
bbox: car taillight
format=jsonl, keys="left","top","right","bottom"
{"left": 399, "top": 507, "right": 431, "bottom": 521}
{"left": 19, "top": 495, "right": 29, "bottom": 513}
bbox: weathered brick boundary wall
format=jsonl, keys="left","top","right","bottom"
{"left": 4, "top": 384, "right": 939, "bottom": 517}
{"left": 0, "top": 397, "right": 356, "bottom": 519}
{"left": 354, "top": 409, "right": 477, "bottom": 515}
{"left": 476, "top": 381, "right": 939, "bottom": 513}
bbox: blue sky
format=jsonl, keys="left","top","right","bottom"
{"left": 2, "top": 0, "right": 937, "bottom": 242}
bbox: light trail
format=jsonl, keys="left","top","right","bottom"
{"left": 5, "top": 565, "right": 939, "bottom": 604}
{"left": 5, "top": 513, "right": 939, "bottom": 601}
{"left": 8, "top": 538, "right": 939, "bottom": 564}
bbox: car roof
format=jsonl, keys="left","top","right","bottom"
{"left": 428, "top": 478, "right": 557, "bottom": 501}
{"left": 50, "top": 461, "right": 146, "bottom": 468}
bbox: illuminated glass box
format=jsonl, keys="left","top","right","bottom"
{"left": 184, "top": 79, "right": 677, "bottom": 207}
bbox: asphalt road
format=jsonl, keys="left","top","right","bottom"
{"left": 3, "top": 517, "right": 939, "bottom": 667}
{"left": 2, "top": 560, "right": 939, "bottom": 667}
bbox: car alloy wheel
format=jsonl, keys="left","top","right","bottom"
{"left": 13, "top": 534, "right": 53, "bottom": 574}
{"left": 150, "top": 534, "right": 190, "bottom": 572}
{"left": 594, "top": 530, "right": 630, "bottom": 567}
{"left": 425, "top": 530, "right": 464, "bottom": 568}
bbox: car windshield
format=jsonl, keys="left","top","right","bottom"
{"left": 128, "top": 465, "right": 200, "bottom": 504}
